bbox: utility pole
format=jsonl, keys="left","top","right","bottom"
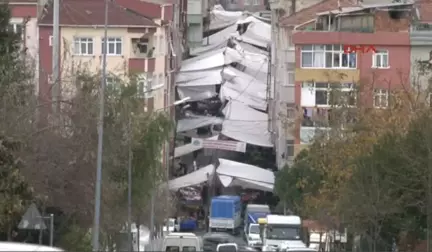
{"left": 52, "top": 0, "right": 60, "bottom": 112}
{"left": 150, "top": 188, "right": 155, "bottom": 240}
{"left": 127, "top": 115, "right": 133, "bottom": 252}
{"left": 91, "top": 0, "right": 109, "bottom": 250}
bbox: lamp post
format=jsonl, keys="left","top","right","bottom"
{"left": 92, "top": 0, "right": 109, "bottom": 250}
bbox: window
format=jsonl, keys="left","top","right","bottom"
{"left": 301, "top": 82, "right": 356, "bottom": 107}
{"left": 301, "top": 45, "right": 325, "bottom": 68}
{"left": 301, "top": 45, "right": 356, "bottom": 69}
{"left": 138, "top": 74, "right": 154, "bottom": 98}
{"left": 159, "top": 35, "right": 164, "bottom": 54}
{"left": 102, "top": 37, "right": 122, "bottom": 55}
{"left": 286, "top": 140, "right": 294, "bottom": 158}
{"left": 159, "top": 74, "right": 164, "bottom": 86}
{"left": 106, "top": 77, "right": 114, "bottom": 87}
{"left": 374, "top": 89, "right": 389, "bottom": 108}
{"left": 372, "top": 50, "right": 389, "bottom": 68}
{"left": 182, "top": 247, "right": 197, "bottom": 252}
{"left": 166, "top": 246, "right": 179, "bottom": 252}
{"left": 429, "top": 93, "right": 432, "bottom": 107}
{"left": 283, "top": 71, "right": 295, "bottom": 86}
{"left": 73, "top": 37, "right": 93, "bottom": 55}
{"left": 8, "top": 23, "right": 23, "bottom": 34}
{"left": 253, "top": 0, "right": 259, "bottom": 5}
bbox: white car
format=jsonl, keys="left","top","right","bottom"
{"left": 0, "top": 242, "right": 64, "bottom": 251}
{"left": 246, "top": 224, "right": 262, "bottom": 248}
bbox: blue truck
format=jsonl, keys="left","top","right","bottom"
{"left": 209, "top": 195, "right": 242, "bottom": 234}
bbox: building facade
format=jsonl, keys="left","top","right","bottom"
{"left": 410, "top": 1, "right": 432, "bottom": 90}
{"left": 187, "top": 0, "right": 210, "bottom": 48}
{"left": 290, "top": 2, "right": 412, "bottom": 155}
{"left": 9, "top": 0, "right": 48, "bottom": 94}
{"left": 268, "top": 0, "right": 328, "bottom": 169}
{"left": 38, "top": 0, "right": 180, "bottom": 111}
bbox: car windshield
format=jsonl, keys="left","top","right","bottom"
{"left": 249, "top": 225, "right": 260, "bottom": 234}
{"left": 266, "top": 225, "right": 301, "bottom": 240}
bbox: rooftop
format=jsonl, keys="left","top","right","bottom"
{"left": 280, "top": 0, "right": 357, "bottom": 27}
{"left": 39, "top": 0, "right": 158, "bottom": 27}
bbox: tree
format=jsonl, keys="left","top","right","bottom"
{"left": 0, "top": 136, "right": 34, "bottom": 240}
{"left": 0, "top": 2, "right": 174, "bottom": 249}
{"left": 274, "top": 150, "right": 321, "bottom": 215}
{"left": 0, "top": 2, "right": 37, "bottom": 241}
{"left": 278, "top": 68, "right": 432, "bottom": 248}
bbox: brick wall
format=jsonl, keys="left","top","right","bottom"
{"left": 374, "top": 10, "right": 411, "bottom": 32}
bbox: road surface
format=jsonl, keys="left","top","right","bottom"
{"left": 145, "top": 229, "right": 246, "bottom": 250}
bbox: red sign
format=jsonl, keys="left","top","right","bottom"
{"left": 343, "top": 45, "right": 377, "bottom": 54}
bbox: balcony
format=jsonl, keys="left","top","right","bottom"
{"left": 411, "top": 24, "right": 432, "bottom": 45}
{"left": 297, "top": 14, "right": 374, "bottom": 33}
{"left": 129, "top": 38, "right": 156, "bottom": 73}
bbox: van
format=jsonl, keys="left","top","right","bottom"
{"left": 0, "top": 242, "right": 64, "bottom": 251}
{"left": 162, "top": 232, "right": 202, "bottom": 252}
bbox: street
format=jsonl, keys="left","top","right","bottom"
{"left": 145, "top": 229, "right": 246, "bottom": 250}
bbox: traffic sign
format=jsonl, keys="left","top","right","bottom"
{"left": 17, "top": 203, "right": 47, "bottom": 230}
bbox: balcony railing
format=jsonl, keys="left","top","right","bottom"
{"left": 411, "top": 23, "right": 432, "bottom": 32}
{"left": 301, "top": 25, "right": 374, "bottom": 33}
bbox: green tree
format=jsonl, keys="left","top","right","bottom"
{"left": 274, "top": 150, "right": 321, "bottom": 215}
{"left": 0, "top": 136, "right": 34, "bottom": 240}
{"left": 0, "top": 2, "right": 36, "bottom": 241}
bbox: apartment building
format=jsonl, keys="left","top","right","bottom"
{"left": 38, "top": 0, "right": 180, "bottom": 112}
{"left": 187, "top": 0, "right": 210, "bottom": 48}
{"left": 410, "top": 1, "right": 432, "bottom": 90}
{"left": 289, "top": 1, "right": 412, "bottom": 155}
{"left": 9, "top": 0, "right": 48, "bottom": 94}
{"left": 268, "top": 0, "right": 348, "bottom": 169}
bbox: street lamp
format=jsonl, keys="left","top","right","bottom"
{"left": 92, "top": 0, "right": 109, "bottom": 250}
{"left": 128, "top": 96, "right": 190, "bottom": 251}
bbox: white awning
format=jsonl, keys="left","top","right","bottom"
{"left": 176, "top": 67, "right": 223, "bottom": 86}
{"left": 234, "top": 40, "right": 268, "bottom": 56}
{"left": 236, "top": 16, "right": 271, "bottom": 48}
{"left": 174, "top": 135, "right": 219, "bottom": 158}
{"left": 168, "top": 164, "right": 215, "bottom": 191}
{"left": 210, "top": 6, "right": 243, "bottom": 31}
{"left": 191, "top": 24, "right": 238, "bottom": 56}
{"left": 222, "top": 100, "right": 272, "bottom": 147}
{"left": 219, "top": 68, "right": 267, "bottom": 110}
{"left": 180, "top": 47, "right": 242, "bottom": 72}
{"left": 176, "top": 116, "right": 223, "bottom": 132}
{"left": 177, "top": 85, "right": 217, "bottom": 102}
{"left": 216, "top": 159, "right": 274, "bottom": 192}
{"left": 219, "top": 85, "right": 267, "bottom": 111}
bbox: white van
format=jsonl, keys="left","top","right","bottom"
{"left": 162, "top": 232, "right": 202, "bottom": 252}
{"left": 0, "top": 242, "right": 64, "bottom": 251}
{"left": 246, "top": 223, "right": 262, "bottom": 248}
